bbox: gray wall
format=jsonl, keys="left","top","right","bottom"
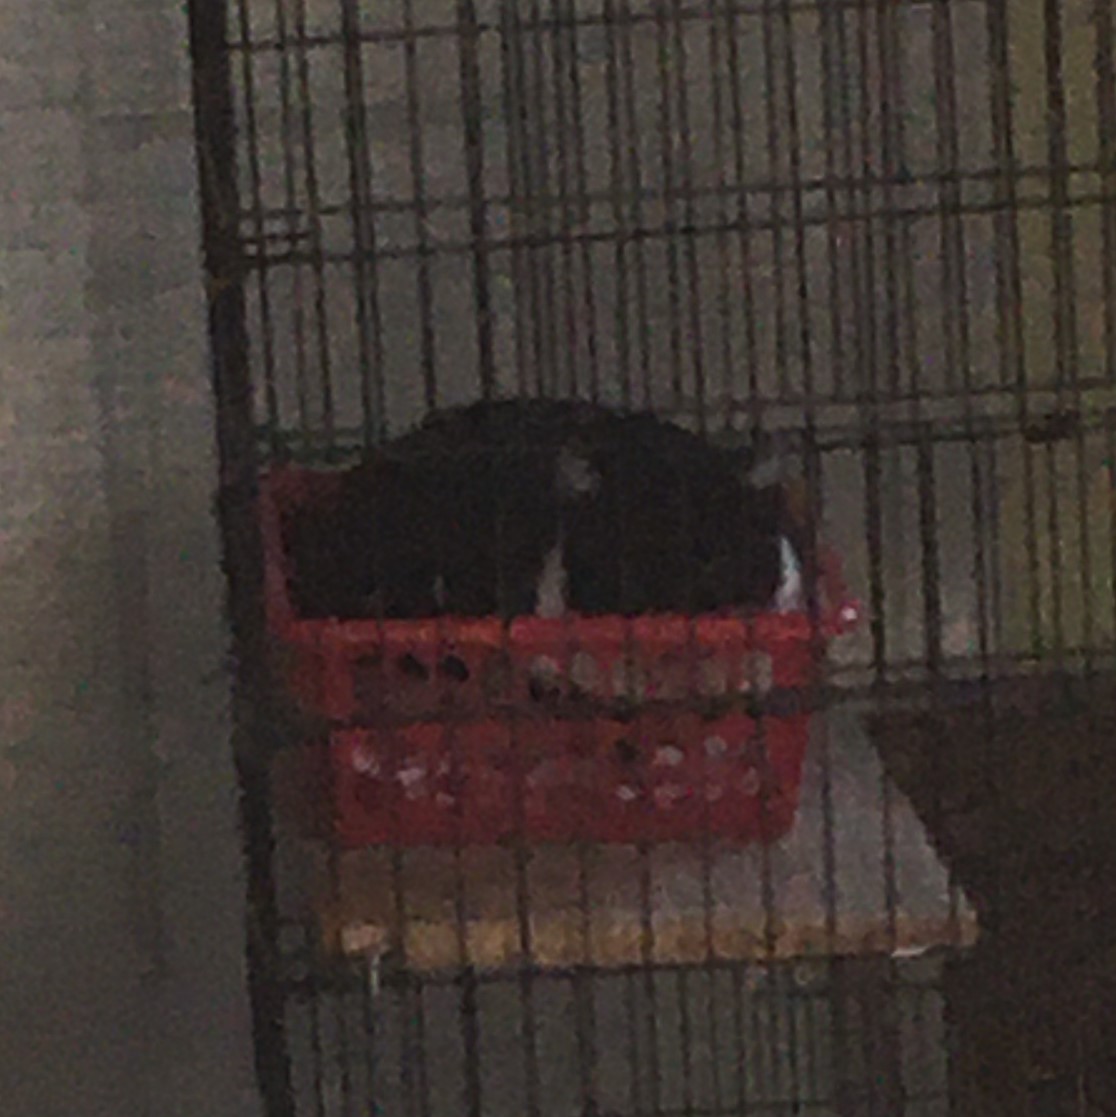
{"left": 0, "top": 2, "right": 259, "bottom": 1114}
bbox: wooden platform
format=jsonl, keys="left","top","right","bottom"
{"left": 274, "top": 707, "right": 978, "bottom": 972}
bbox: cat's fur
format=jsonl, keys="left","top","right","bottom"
{"left": 284, "top": 400, "right": 793, "bottom": 621}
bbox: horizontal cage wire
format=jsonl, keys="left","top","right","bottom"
{"left": 187, "top": 0, "right": 1116, "bottom": 1113}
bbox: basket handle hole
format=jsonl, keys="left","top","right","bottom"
{"left": 614, "top": 738, "right": 639, "bottom": 765}
{"left": 529, "top": 677, "right": 562, "bottom": 703}
{"left": 397, "top": 653, "right": 430, "bottom": 681}
{"left": 439, "top": 655, "right": 470, "bottom": 683}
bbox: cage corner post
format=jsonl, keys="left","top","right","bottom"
{"left": 186, "top": 0, "right": 297, "bottom": 1113}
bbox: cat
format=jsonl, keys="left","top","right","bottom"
{"left": 282, "top": 399, "right": 799, "bottom": 622}
{"left": 283, "top": 400, "right": 573, "bottom": 620}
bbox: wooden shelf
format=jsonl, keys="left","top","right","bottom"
{"left": 274, "top": 707, "right": 978, "bottom": 972}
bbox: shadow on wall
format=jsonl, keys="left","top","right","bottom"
{"left": 0, "top": 440, "right": 256, "bottom": 1115}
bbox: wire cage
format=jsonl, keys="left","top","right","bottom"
{"left": 187, "top": 0, "right": 1116, "bottom": 1113}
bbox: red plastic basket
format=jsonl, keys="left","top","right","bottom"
{"left": 261, "top": 466, "right": 860, "bottom": 848}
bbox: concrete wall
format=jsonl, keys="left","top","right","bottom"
{"left": 0, "top": 3, "right": 260, "bottom": 1115}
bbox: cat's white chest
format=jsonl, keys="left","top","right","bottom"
{"left": 773, "top": 536, "right": 802, "bottom": 612}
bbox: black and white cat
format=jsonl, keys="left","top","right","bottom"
{"left": 284, "top": 399, "right": 803, "bottom": 622}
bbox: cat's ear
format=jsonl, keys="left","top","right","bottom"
{"left": 714, "top": 431, "right": 812, "bottom": 532}
{"left": 708, "top": 431, "right": 787, "bottom": 489}
{"left": 747, "top": 434, "right": 815, "bottom": 534}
